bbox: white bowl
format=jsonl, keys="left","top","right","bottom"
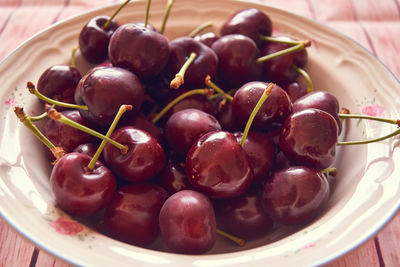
{"left": 1, "top": 0, "right": 400, "bottom": 266}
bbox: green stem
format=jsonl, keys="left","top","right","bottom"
{"left": 71, "top": 46, "right": 78, "bottom": 68}
{"left": 256, "top": 41, "right": 311, "bottom": 64}
{"left": 87, "top": 105, "right": 131, "bottom": 170}
{"left": 159, "top": 0, "right": 174, "bottom": 34}
{"left": 240, "top": 83, "right": 274, "bottom": 147}
{"left": 144, "top": 0, "right": 151, "bottom": 28}
{"left": 204, "top": 75, "right": 233, "bottom": 101}
{"left": 216, "top": 229, "right": 245, "bottom": 247}
{"left": 102, "top": 0, "right": 130, "bottom": 30}
{"left": 293, "top": 65, "right": 313, "bottom": 92}
{"left": 47, "top": 109, "right": 127, "bottom": 152}
{"left": 188, "top": 21, "right": 213, "bottom": 38}
{"left": 27, "top": 82, "right": 88, "bottom": 110}
{"left": 170, "top": 52, "right": 197, "bottom": 89}
{"left": 337, "top": 127, "right": 400, "bottom": 146}
{"left": 321, "top": 167, "right": 337, "bottom": 176}
{"left": 259, "top": 35, "right": 306, "bottom": 46}
{"left": 30, "top": 111, "right": 48, "bottom": 122}
{"left": 338, "top": 113, "right": 400, "bottom": 126}
{"left": 152, "top": 88, "right": 213, "bottom": 124}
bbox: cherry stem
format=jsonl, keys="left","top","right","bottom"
{"left": 256, "top": 41, "right": 311, "bottom": 64}
{"left": 338, "top": 113, "right": 400, "bottom": 126}
{"left": 151, "top": 88, "right": 214, "bottom": 124}
{"left": 337, "top": 127, "right": 400, "bottom": 146}
{"left": 159, "top": 0, "right": 174, "bottom": 34}
{"left": 14, "top": 107, "right": 65, "bottom": 161}
{"left": 87, "top": 105, "right": 132, "bottom": 171}
{"left": 240, "top": 83, "right": 274, "bottom": 147}
{"left": 216, "top": 229, "right": 245, "bottom": 247}
{"left": 259, "top": 35, "right": 308, "bottom": 46}
{"left": 321, "top": 167, "right": 337, "bottom": 176}
{"left": 188, "top": 21, "right": 213, "bottom": 38}
{"left": 29, "top": 111, "right": 48, "bottom": 122}
{"left": 293, "top": 65, "right": 313, "bottom": 92}
{"left": 204, "top": 75, "right": 233, "bottom": 101}
{"left": 102, "top": 0, "right": 130, "bottom": 30}
{"left": 27, "top": 81, "right": 88, "bottom": 110}
{"left": 170, "top": 52, "right": 197, "bottom": 89}
{"left": 47, "top": 108, "right": 127, "bottom": 153}
{"left": 71, "top": 46, "right": 78, "bottom": 68}
{"left": 144, "top": 0, "right": 151, "bottom": 28}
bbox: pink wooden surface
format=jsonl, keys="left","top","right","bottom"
{"left": 0, "top": 0, "right": 400, "bottom": 266}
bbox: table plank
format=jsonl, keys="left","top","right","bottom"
{"left": 377, "top": 212, "right": 400, "bottom": 266}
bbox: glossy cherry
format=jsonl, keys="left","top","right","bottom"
{"left": 103, "top": 126, "right": 166, "bottom": 183}
{"left": 103, "top": 183, "right": 169, "bottom": 246}
{"left": 194, "top": 32, "right": 219, "bottom": 47}
{"left": 165, "top": 108, "right": 221, "bottom": 155}
{"left": 186, "top": 131, "right": 254, "bottom": 198}
{"left": 283, "top": 81, "right": 308, "bottom": 102}
{"left": 279, "top": 108, "right": 338, "bottom": 169}
{"left": 50, "top": 152, "right": 117, "bottom": 217}
{"left": 120, "top": 112, "right": 163, "bottom": 143}
{"left": 159, "top": 190, "right": 217, "bottom": 254}
{"left": 156, "top": 155, "right": 191, "bottom": 194}
{"left": 260, "top": 166, "right": 330, "bottom": 225}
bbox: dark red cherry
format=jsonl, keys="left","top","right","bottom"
{"left": 216, "top": 99, "right": 241, "bottom": 132}
{"left": 186, "top": 131, "right": 254, "bottom": 198}
{"left": 108, "top": 23, "right": 170, "bottom": 80}
{"left": 73, "top": 142, "right": 100, "bottom": 159}
{"left": 194, "top": 32, "right": 219, "bottom": 47}
{"left": 75, "top": 66, "right": 144, "bottom": 128}
{"left": 165, "top": 109, "right": 221, "bottom": 155}
{"left": 79, "top": 16, "right": 119, "bottom": 64}
{"left": 159, "top": 190, "right": 217, "bottom": 254}
{"left": 233, "top": 131, "right": 276, "bottom": 183}
{"left": 283, "top": 81, "right": 308, "bottom": 102}
{"left": 103, "top": 183, "right": 169, "bottom": 246}
{"left": 220, "top": 8, "right": 272, "bottom": 47}
{"left": 279, "top": 108, "right": 338, "bottom": 169}
{"left": 120, "top": 112, "right": 163, "bottom": 143}
{"left": 37, "top": 65, "right": 81, "bottom": 110}
{"left": 232, "top": 81, "right": 292, "bottom": 131}
{"left": 50, "top": 152, "right": 117, "bottom": 217}
{"left": 103, "top": 126, "right": 166, "bottom": 183}
{"left": 211, "top": 34, "right": 262, "bottom": 88}
{"left": 215, "top": 186, "right": 274, "bottom": 239}
{"left": 292, "top": 91, "right": 342, "bottom": 134}
{"left": 156, "top": 156, "right": 192, "bottom": 194}
{"left": 261, "top": 166, "right": 330, "bottom": 225}
{"left": 165, "top": 37, "right": 219, "bottom": 88}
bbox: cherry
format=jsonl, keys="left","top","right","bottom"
{"left": 50, "top": 152, "right": 117, "bottom": 217}
{"left": 103, "top": 126, "right": 166, "bottom": 183}
{"left": 279, "top": 108, "right": 338, "bottom": 169}
{"left": 120, "top": 112, "right": 163, "bottom": 143}
{"left": 74, "top": 66, "right": 144, "bottom": 128}
{"left": 283, "top": 81, "right": 308, "bottom": 102}
{"left": 156, "top": 155, "right": 192, "bottom": 194}
{"left": 233, "top": 131, "right": 276, "bottom": 183}
{"left": 194, "top": 32, "right": 219, "bottom": 47}
{"left": 165, "top": 37, "right": 218, "bottom": 88}
{"left": 108, "top": 23, "right": 170, "bottom": 80}
{"left": 165, "top": 108, "right": 221, "bottom": 155}
{"left": 186, "top": 131, "right": 253, "bottom": 198}
{"left": 159, "top": 190, "right": 216, "bottom": 254}
{"left": 211, "top": 34, "right": 262, "bottom": 88}
{"left": 292, "top": 91, "right": 342, "bottom": 134}
{"left": 220, "top": 8, "right": 272, "bottom": 47}
{"left": 215, "top": 186, "right": 274, "bottom": 239}
{"left": 73, "top": 142, "right": 101, "bottom": 160}
{"left": 232, "top": 81, "right": 292, "bottom": 131}
{"left": 260, "top": 166, "right": 330, "bottom": 225}
{"left": 103, "top": 183, "right": 169, "bottom": 246}
{"left": 216, "top": 98, "right": 241, "bottom": 132}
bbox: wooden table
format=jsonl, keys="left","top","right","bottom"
{"left": 0, "top": 0, "right": 399, "bottom": 266}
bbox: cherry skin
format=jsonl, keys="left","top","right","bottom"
{"left": 75, "top": 66, "right": 144, "bottom": 128}
{"left": 260, "top": 166, "right": 330, "bottom": 225}
{"left": 220, "top": 8, "right": 272, "bottom": 47}
{"left": 216, "top": 98, "right": 241, "bottom": 132}
{"left": 165, "top": 108, "right": 222, "bottom": 155}
{"left": 211, "top": 34, "right": 262, "bottom": 88}
{"left": 232, "top": 81, "right": 293, "bottom": 131}
{"left": 50, "top": 152, "right": 117, "bottom": 217}
{"left": 165, "top": 37, "right": 218, "bottom": 88}
{"left": 233, "top": 131, "right": 276, "bottom": 183}
{"left": 283, "top": 81, "right": 308, "bottom": 102}
{"left": 37, "top": 65, "right": 81, "bottom": 110}
{"left": 292, "top": 91, "right": 342, "bottom": 134}
{"left": 279, "top": 108, "right": 338, "bottom": 170}
{"left": 103, "top": 183, "right": 169, "bottom": 246}
{"left": 156, "top": 155, "right": 192, "bottom": 194}
{"left": 186, "top": 131, "right": 254, "bottom": 198}
{"left": 159, "top": 190, "right": 217, "bottom": 254}
{"left": 73, "top": 142, "right": 102, "bottom": 162}
{"left": 120, "top": 112, "right": 163, "bottom": 143}
{"left": 194, "top": 32, "right": 219, "bottom": 47}
{"left": 108, "top": 23, "right": 170, "bottom": 80}
{"left": 103, "top": 126, "right": 166, "bottom": 183}
{"left": 79, "top": 16, "right": 120, "bottom": 64}
{"left": 215, "top": 186, "right": 274, "bottom": 239}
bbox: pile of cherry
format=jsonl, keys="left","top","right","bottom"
{"left": 15, "top": 0, "right": 400, "bottom": 255}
